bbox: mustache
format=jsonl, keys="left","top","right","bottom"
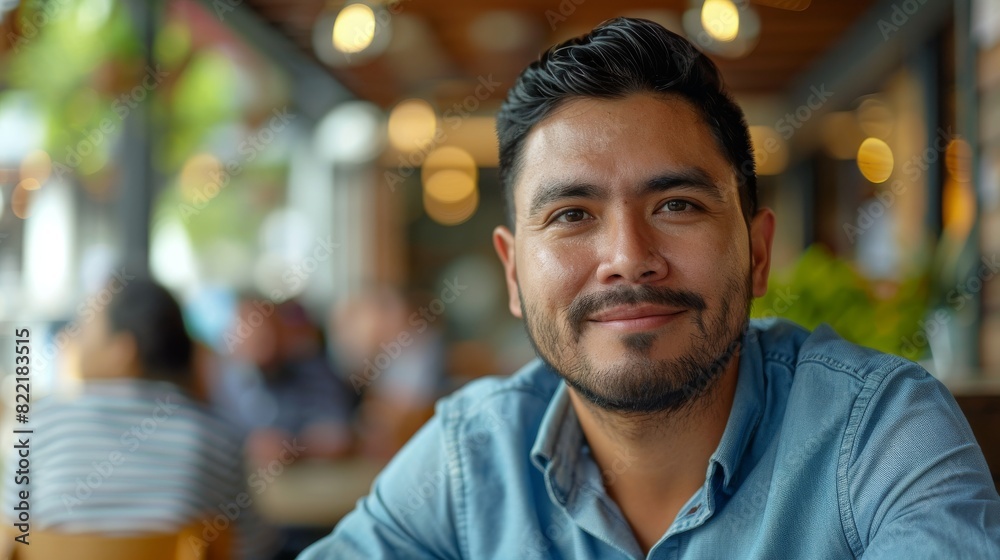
{"left": 567, "top": 285, "right": 707, "bottom": 329}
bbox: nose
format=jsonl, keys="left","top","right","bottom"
{"left": 595, "top": 212, "right": 668, "bottom": 285}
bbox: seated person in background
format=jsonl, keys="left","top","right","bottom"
{"left": 331, "top": 287, "right": 447, "bottom": 461}
{"left": 211, "top": 296, "right": 353, "bottom": 467}
{"left": 2, "top": 277, "right": 274, "bottom": 559}
{"left": 301, "top": 18, "right": 1000, "bottom": 559}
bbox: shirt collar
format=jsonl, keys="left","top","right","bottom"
{"left": 529, "top": 324, "right": 768, "bottom": 498}
{"left": 530, "top": 372, "right": 582, "bottom": 506}
{"left": 709, "top": 324, "right": 767, "bottom": 494}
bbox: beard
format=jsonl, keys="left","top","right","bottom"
{"left": 520, "top": 270, "right": 753, "bottom": 416}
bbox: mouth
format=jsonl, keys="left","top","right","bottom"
{"left": 586, "top": 305, "right": 687, "bottom": 333}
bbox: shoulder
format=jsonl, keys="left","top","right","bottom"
{"left": 434, "top": 359, "right": 560, "bottom": 440}
{"left": 751, "top": 317, "right": 926, "bottom": 389}
{"left": 750, "top": 318, "right": 952, "bottom": 460}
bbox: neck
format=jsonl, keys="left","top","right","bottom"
{"left": 567, "top": 353, "right": 741, "bottom": 553}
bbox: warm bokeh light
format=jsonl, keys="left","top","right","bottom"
{"left": 332, "top": 3, "right": 376, "bottom": 54}
{"left": 421, "top": 146, "right": 477, "bottom": 184}
{"left": 20, "top": 149, "right": 52, "bottom": 185}
{"left": 423, "top": 170, "right": 479, "bottom": 225}
{"left": 387, "top": 99, "right": 437, "bottom": 153}
{"left": 702, "top": 0, "right": 740, "bottom": 42}
{"left": 943, "top": 178, "right": 976, "bottom": 240}
{"left": 749, "top": 125, "right": 788, "bottom": 175}
{"left": 857, "top": 137, "right": 894, "bottom": 183}
{"left": 424, "top": 169, "right": 476, "bottom": 204}
{"left": 12, "top": 182, "right": 34, "bottom": 219}
{"left": 17, "top": 178, "right": 41, "bottom": 191}
{"left": 423, "top": 189, "right": 479, "bottom": 226}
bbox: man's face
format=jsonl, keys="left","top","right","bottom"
{"left": 493, "top": 93, "right": 774, "bottom": 414}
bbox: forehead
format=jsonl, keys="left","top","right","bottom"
{"left": 513, "top": 93, "right": 737, "bottom": 206}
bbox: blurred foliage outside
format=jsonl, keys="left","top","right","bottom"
{"left": 752, "top": 244, "right": 930, "bottom": 358}
{"left": 3, "top": 0, "right": 291, "bottom": 252}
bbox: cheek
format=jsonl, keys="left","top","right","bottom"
{"left": 521, "top": 241, "right": 591, "bottom": 304}
{"left": 669, "top": 228, "right": 748, "bottom": 289}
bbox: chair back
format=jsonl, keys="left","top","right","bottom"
{"left": 7, "top": 522, "right": 229, "bottom": 560}
{"left": 954, "top": 392, "right": 1000, "bottom": 491}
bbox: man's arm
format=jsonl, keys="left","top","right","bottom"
{"left": 299, "top": 411, "right": 462, "bottom": 559}
{"left": 844, "top": 363, "right": 1000, "bottom": 558}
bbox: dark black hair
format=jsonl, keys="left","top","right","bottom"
{"left": 106, "top": 277, "right": 193, "bottom": 381}
{"left": 496, "top": 17, "right": 757, "bottom": 230}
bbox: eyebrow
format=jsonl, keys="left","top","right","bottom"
{"left": 526, "top": 167, "right": 727, "bottom": 220}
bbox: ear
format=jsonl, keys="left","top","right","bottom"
{"left": 749, "top": 208, "right": 776, "bottom": 298}
{"left": 492, "top": 225, "right": 523, "bottom": 318}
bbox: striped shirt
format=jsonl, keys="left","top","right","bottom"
{"left": 3, "top": 378, "right": 275, "bottom": 558}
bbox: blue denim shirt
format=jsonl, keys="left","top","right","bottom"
{"left": 300, "top": 319, "right": 1000, "bottom": 559}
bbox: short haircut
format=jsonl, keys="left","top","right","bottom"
{"left": 106, "top": 277, "right": 193, "bottom": 382}
{"left": 496, "top": 17, "right": 757, "bottom": 230}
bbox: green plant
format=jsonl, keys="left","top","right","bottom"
{"left": 751, "top": 244, "right": 929, "bottom": 357}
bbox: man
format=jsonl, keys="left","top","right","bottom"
{"left": 210, "top": 296, "right": 353, "bottom": 467}
{"left": 300, "top": 18, "right": 1000, "bottom": 559}
{"left": 3, "top": 277, "right": 275, "bottom": 559}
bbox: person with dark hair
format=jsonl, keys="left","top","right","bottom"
{"left": 85, "top": 276, "right": 195, "bottom": 384}
{"left": 209, "top": 296, "right": 354, "bottom": 467}
{"left": 3, "top": 277, "right": 275, "bottom": 559}
{"left": 301, "top": 18, "right": 999, "bottom": 559}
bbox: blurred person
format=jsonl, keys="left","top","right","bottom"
{"left": 211, "top": 296, "right": 353, "bottom": 467}
{"left": 336, "top": 289, "right": 447, "bottom": 460}
{"left": 302, "top": 18, "right": 1000, "bottom": 559}
{"left": 2, "top": 277, "right": 274, "bottom": 559}
{"left": 327, "top": 286, "right": 408, "bottom": 387}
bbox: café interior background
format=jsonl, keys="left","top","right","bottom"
{"left": 0, "top": 0, "right": 998, "bottom": 545}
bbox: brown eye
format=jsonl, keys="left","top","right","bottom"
{"left": 556, "top": 209, "right": 589, "bottom": 223}
{"left": 664, "top": 200, "right": 692, "bottom": 212}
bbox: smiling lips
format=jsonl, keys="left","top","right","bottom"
{"left": 587, "top": 304, "right": 686, "bottom": 332}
